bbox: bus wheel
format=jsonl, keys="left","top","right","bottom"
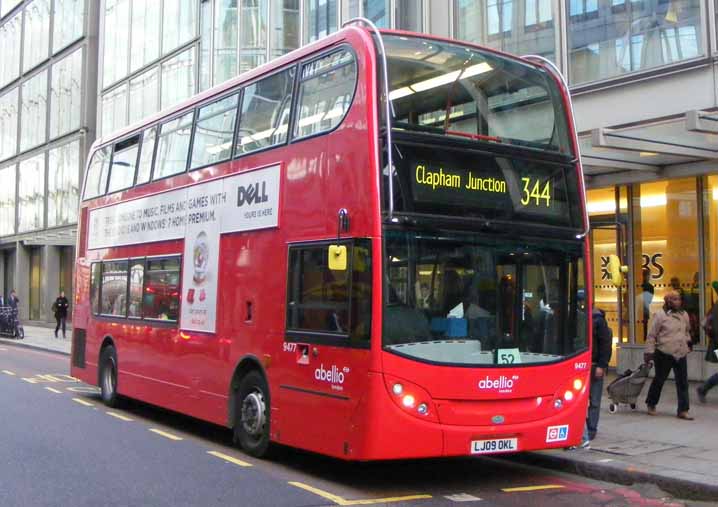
{"left": 235, "top": 371, "right": 271, "bottom": 457}
{"left": 99, "top": 346, "right": 120, "bottom": 407}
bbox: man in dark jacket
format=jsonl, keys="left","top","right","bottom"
{"left": 573, "top": 308, "right": 612, "bottom": 449}
{"left": 53, "top": 290, "right": 69, "bottom": 339}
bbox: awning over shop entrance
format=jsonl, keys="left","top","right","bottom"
{"left": 581, "top": 110, "right": 718, "bottom": 188}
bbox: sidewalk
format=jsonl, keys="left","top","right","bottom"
{"left": 0, "top": 324, "right": 72, "bottom": 355}
{"left": 517, "top": 371, "right": 718, "bottom": 501}
{"left": 2, "top": 331, "right": 716, "bottom": 500}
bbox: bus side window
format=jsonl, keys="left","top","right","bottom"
{"left": 235, "top": 67, "right": 295, "bottom": 156}
{"left": 128, "top": 260, "right": 145, "bottom": 318}
{"left": 191, "top": 93, "right": 239, "bottom": 169}
{"left": 101, "top": 260, "right": 129, "bottom": 317}
{"left": 293, "top": 49, "right": 356, "bottom": 140}
{"left": 143, "top": 257, "right": 181, "bottom": 321}
{"left": 135, "top": 127, "right": 157, "bottom": 185}
{"left": 107, "top": 135, "right": 140, "bottom": 194}
{"left": 154, "top": 111, "right": 194, "bottom": 180}
{"left": 83, "top": 146, "right": 111, "bottom": 200}
{"left": 90, "top": 263, "right": 101, "bottom": 315}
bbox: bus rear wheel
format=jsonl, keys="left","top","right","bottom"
{"left": 99, "top": 345, "right": 120, "bottom": 407}
{"left": 234, "top": 371, "right": 271, "bottom": 458}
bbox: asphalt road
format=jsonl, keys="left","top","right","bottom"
{"left": 0, "top": 343, "right": 707, "bottom": 507}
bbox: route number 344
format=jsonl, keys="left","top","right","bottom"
{"left": 520, "top": 177, "right": 551, "bottom": 207}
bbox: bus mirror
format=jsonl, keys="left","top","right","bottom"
{"left": 608, "top": 254, "right": 628, "bottom": 288}
{"left": 328, "top": 245, "right": 347, "bottom": 271}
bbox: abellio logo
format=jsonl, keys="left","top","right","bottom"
{"left": 478, "top": 376, "right": 517, "bottom": 391}
{"left": 314, "top": 364, "right": 345, "bottom": 384}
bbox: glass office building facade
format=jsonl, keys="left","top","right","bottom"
{"left": 1, "top": 0, "right": 717, "bottom": 382}
{"left": 0, "top": 0, "right": 98, "bottom": 322}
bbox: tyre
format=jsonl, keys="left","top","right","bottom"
{"left": 234, "top": 371, "right": 271, "bottom": 458}
{"left": 99, "top": 345, "right": 120, "bottom": 407}
{"left": 608, "top": 403, "right": 617, "bottom": 414}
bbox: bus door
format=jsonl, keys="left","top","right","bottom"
{"left": 589, "top": 219, "right": 628, "bottom": 359}
{"left": 279, "top": 239, "right": 372, "bottom": 457}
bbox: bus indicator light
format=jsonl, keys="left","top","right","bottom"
{"left": 564, "top": 390, "right": 574, "bottom": 401}
{"left": 573, "top": 379, "right": 583, "bottom": 391}
{"left": 402, "top": 394, "right": 416, "bottom": 408}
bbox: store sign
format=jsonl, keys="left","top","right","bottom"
{"left": 87, "top": 165, "right": 281, "bottom": 333}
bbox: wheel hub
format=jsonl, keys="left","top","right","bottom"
{"left": 241, "top": 391, "right": 266, "bottom": 437}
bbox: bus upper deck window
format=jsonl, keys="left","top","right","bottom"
{"left": 107, "top": 135, "right": 140, "bottom": 194}
{"left": 293, "top": 49, "right": 356, "bottom": 140}
{"left": 83, "top": 146, "right": 111, "bottom": 200}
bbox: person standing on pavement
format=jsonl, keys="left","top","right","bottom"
{"left": 8, "top": 290, "right": 18, "bottom": 309}
{"left": 584, "top": 307, "right": 612, "bottom": 444}
{"left": 644, "top": 290, "right": 694, "bottom": 420}
{"left": 697, "top": 283, "right": 718, "bottom": 403}
{"left": 53, "top": 290, "right": 69, "bottom": 339}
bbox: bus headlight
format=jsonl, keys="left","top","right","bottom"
{"left": 383, "top": 374, "right": 438, "bottom": 422}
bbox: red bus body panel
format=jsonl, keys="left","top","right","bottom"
{"left": 71, "top": 26, "right": 591, "bottom": 461}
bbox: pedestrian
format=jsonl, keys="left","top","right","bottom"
{"left": 53, "top": 290, "right": 69, "bottom": 339}
{"left": 0, "top": 293, "right": 4, "bottom": 306}
{"left": 644, "top": 290, "right": 694, "bottom": 420}
{"left": 8, "top": 290, "right": 18, "bottom": 309}
{"left": 696, "top": 283, "right": 718, "bottom": 403}
{"left": 569, "top": 306, "right": 612, "bottom": 450}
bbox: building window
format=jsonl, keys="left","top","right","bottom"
{"left": 101, "top": 83, "right": 128, "bottom": 137}
{"left": 304, "top": 0, "right": 337, "bottom": 42}
{"left": 214, "top": 0, "right": 239, "bottom": 85}
{"left": 23, "top": 0, "right": 51, "bottom": 72}
{"left": 20, "top": 70, "right": 48, "bottom": 152}
{"left": 240, "top": 0, "right": 268, "bottom": 72}
{"left": 53, "top": 0, "right": 86, "bottom": 54}
{"left": 235, "top": 67, "right": 294, "bottom": 155}
{"left": 0, "top": 88, "right": 18, "bottom": 161}
{"left": 18, "top": 153, "right": 45, "bottom": 233}
{"left": 160, "top": 47, "right": 196, "bottom": 110}
{"left": 191, "top": 93, "right": 239, "bottom": 169}
{"left": 129, "top": 66, "right": 159, "bottom": 125}
{"left": 47, "top": 140, "right": 80, "bottom": 227}
{"left": 396, "top": 0, "right": 422, "bottom": 31}
{"left": 162, "top": 0, "right": 197, "bottom": 55}
{"left": 0, "top": 12, "right": 22, "bottom": 89}
{"left": 154, "top": 111, "right": 194, "bottom": 179}
{"left": 102, "top": 0, "right": 130, "bottom": 88}
{"left": 271, "top": 0, "right": 299, "bottom": 58}
{"left": 568, "top": 0, "right": 703, "bottom": 84}
{"left": 0, "top": 164, "right": 15, "bottom": 236}
{"left": 130, "top": 0, "right": 161, "bottom": 72}
{"left": 364, "top": 0, "right": 389, "bottom": 28}
{"left": 50, "top": 48, "right": 83, "bottom": 141}
{"left": 454, "top": 0, "right": 556, "bottom": 61}
{"left": 1, "top": 0, "right": 23, "bottom": 18}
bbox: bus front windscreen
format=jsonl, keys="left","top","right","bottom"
{"left": 383, "top": 229, "right": 588, "bottom": 366}
{"left": 384, "top": 35, "right": 573, "bottom": 155}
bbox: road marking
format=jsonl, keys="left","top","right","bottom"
{"left": 501, "top": 485, "right": 565, "bottom": 493}
{"left": 2, "top": 370, "right": 15, "bottom": 375}
{"left": 207, "top": 451, "right": 252, "bottom": 467}
{"left": 66, "top": 386, "right": 100, "bottom": 394}
{"left": 0, "top": 347, "right": 7, "bottom": 351}
{"left": 45, "top": 387, "right": 62, "bottom": 394}
{"left": 21, "top": 377, "right": 38, "bottom": 383}
{"left": 149, "top": 429, "right": 183, "bottom": 441}
{"left": 72, "top": 398, "right": 95, "bottom": 407}
{"left": 597, "top": 458, "right": 614, "bottom": 463}
{"left": 106, "top": 411, "right": 133, "bottom": 422}
{"left": 288, "top": 482, "right": 432, "bottom": 506}
{"left": 445, "top": 493, "right": 483, "bottom": 502}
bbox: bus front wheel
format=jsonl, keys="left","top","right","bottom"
{"left": 99, "top": 345, "right": 120, "bottom": 407}
{"left": 234, "top": 371, "right": 271, "bottom": 458}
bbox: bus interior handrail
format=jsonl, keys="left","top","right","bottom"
{"left": 522, "top": 54, "right": 590, "bottom": 240}
{"left": 343, "top": 17, "right": 396, "bottom": 221}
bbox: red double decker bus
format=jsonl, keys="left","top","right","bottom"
{"left": 71, "top": 20, "right": 591, "bottom": 460}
